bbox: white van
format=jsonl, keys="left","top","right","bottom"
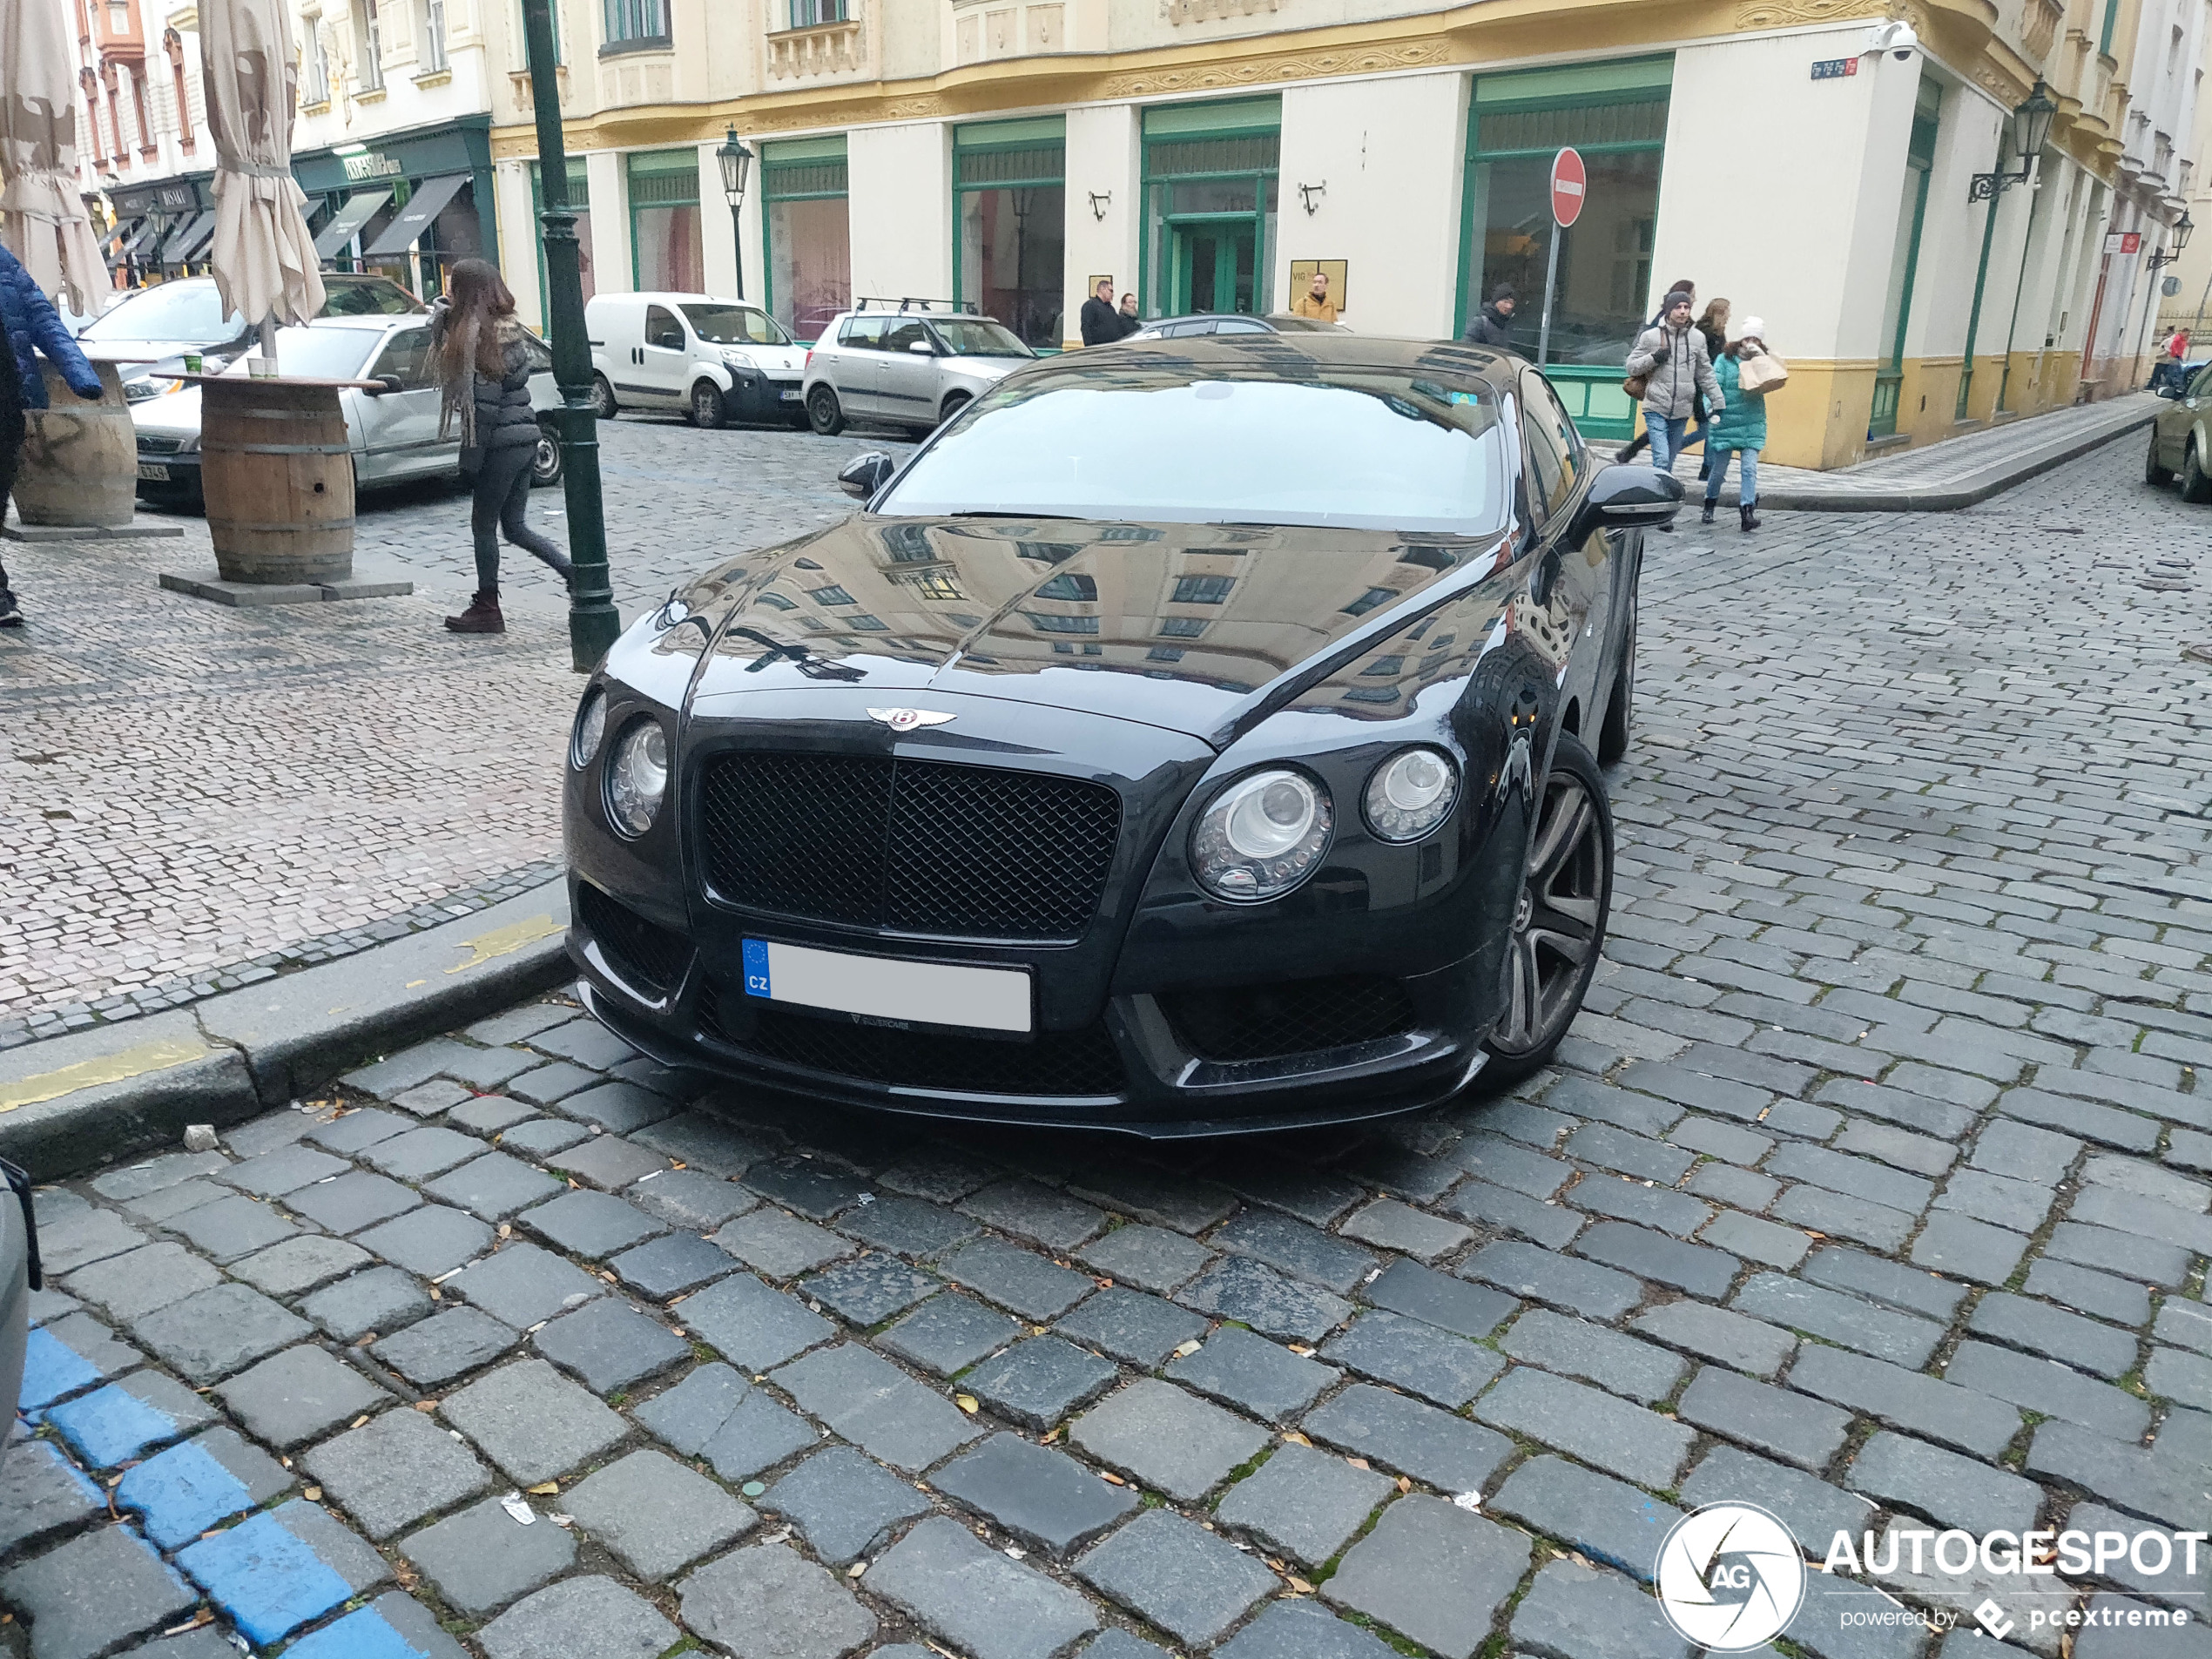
{"left": 584, "top": 291, "right": 810, "bottom": 429}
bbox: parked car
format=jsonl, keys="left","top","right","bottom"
{"left": 585, "top": 292, "right": 810, "bottom": 429}
{"left": 800, "top": 304, "right": 1035, "bottom": 438}
{"left": 1120, "top": 313, "right": 1350, "bottom": 342}
{"left": 562, "top": 334, "right": 1677, "bottom": 1136}
{"left": 80, "top": 273, "right": 423, "bottom": 404}
{"left": 2, "top": 1159, "right": 35, "bottom": 1460}
{"left": 2148, "top": 360, "right": 2212, "bottom": 500}
{"left": 132, "top": 314, "right": 562, "bottom": 508}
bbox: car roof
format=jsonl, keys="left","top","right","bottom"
{"left": 1014, "top": 334, "right": 1514, "bottom": 385}
{"left": 597, "top": 292, "right": 763, "bottom": 307}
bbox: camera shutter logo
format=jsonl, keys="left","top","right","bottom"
{"left": 1655, "top": 1503, "right": 1806, "bottom": 1651}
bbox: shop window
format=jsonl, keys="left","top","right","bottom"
{"left": 529, "top": 157, "right": 592, "bottom": 326}
{"left": 762, "top": 136, "right": 851, "bottom": 341}
{"left": 604, "top": 0, "right": 667, "bottom": 47}
{"left": 954, "top": 118, "right": 1065, "bottom": 349}
{"left": 1141, "top": 98, "right": 1279, "bottom": 320}
{"left": 628, "top": 149, "right": 702, "bottom": 293}
{"left": 786, "top": 0, "right": 846, "bottom": 22}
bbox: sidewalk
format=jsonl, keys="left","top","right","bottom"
{"left": 1601, "top": 391, "right": 2158, "bottom": 510}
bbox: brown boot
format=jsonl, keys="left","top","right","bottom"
{"left": 445, "top": 590, "right": 504, "bottom": 634}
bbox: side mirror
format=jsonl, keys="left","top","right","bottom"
{"left": 368, "top": 374, "right": 404, "bottom": 396}
{"left": 907, "top": 339, "right": 936, "bottom": 355}
{"left": 838, "top": 450, "right": 895, "bottom": 500}
{"left": 1573, "top": 462, "right": 1684, "bottom": 536}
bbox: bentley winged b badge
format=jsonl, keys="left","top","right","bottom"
{"left": 867, "top": 708, "right": 957, "bottom": 732}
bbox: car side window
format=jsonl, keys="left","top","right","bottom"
{"left": 2190, "top": 365, "right": 2212, "bottom": 399}
{"left": 644, "top": 305, "right": 685, "bottom": 350}
{"left": 1217, "top": 318, "right": 1267, "bottom": 334}
{"left": 373, "top": 327, "right": 433, "bottom": 388}
{"left": 882, "top": 320, "right": 930, "bottom": 355}
{"left": 840, "top": 316, "right": 885, "bottom": 350}
{"left": 1520, "top": 371, "right": 1581, "bottom": 527}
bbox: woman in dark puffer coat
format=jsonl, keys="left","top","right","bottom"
{"left": 431, "top": 258, "right": 570, "bottom": 634}
{"left": 0, "top": 244, "right": 105, "bottom": 626}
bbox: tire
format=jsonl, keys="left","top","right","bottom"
{"left": 2147, "top": 426, "right": 2176, "bottom": 488}
{"left": 938, "top": 391, "right": 972, "bottom": 428}
{"left": 531, "top": 424, "right": 563, "bottom": 489}
{"left": 1480, "top": 733, "right": 1615, "bottom": 1083}
{"left": 2184, "top": 442, "right": 2212, "bottom": 504}
{"left": 1596, "top": 583, "right": 1635, "bottom": 767}
{"left": 690, "top": 381, "right": 727, "bottom": 430}
{"left": 590, "top": 374, "right": 618, "bottom": 421}
{"left": 807, "top": 384, "right": 846, "bottom": 436}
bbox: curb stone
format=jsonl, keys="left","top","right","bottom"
{"left": 0, "top": 879, "right": 573, "bottom": 1179}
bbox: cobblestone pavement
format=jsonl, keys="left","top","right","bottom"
{"left": 0, "top": 415, "right": 909, "bottom": 1043}
{"left": 7, "top": 438, "right": 2212, "bottom": 1659}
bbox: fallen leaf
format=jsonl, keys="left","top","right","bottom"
{"left": 348, "top": 1416, "right": 369, "bottom": 1430}
{"left": 1040, "top": 1429, "right": 1062, "bottom": 1446}
{"left": 427, "top": 1286, "right": 442, "bottom": 1301}
{"left": 1287, "top": 1576, "right": 1315, "bottom": 1595}
{"left": 847, "top": 1561, "right": 867, "bottom": 1578}
{"left": 670, "top": 1161, "right": 687, "bottom": 1170}
{"left": 415, "top": 1400, "right": 439, "bottom": 1413}
{"left": 1345, "top": 1458, "right": 1370, "bottom": 1470}
{"left": 1396, "top": 1475, "right": 1412, "bottom": 1493}
{"left": 528, "top": 1481, "right": 560, "bottom": 1495}
{"left": 1173, "top": 1339, "right": 1203, "bottom": 1359}
{"left": 955, "top": 1394, "right": 980, "bottom": 1413}
{"left": 498, "top": 1223, "right": 513, "bottom": 1238}
{"left": 1281, "top": 1432, "right": 1312, "bottom": 1447}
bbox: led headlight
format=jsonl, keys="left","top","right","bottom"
{"left": 605, "top": 718, "right": 668, "bottom": 835}
{"left": 1364, "top": 746, "right": 1458, "bottom": 842}
{"left": 571, "top": 687, "right": 606, "bottom": 769}
{"left": 1191, "top": 768, "right": 1332, "bottom": 901}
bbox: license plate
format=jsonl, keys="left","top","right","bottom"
{"left": 778, "top": 387, "right": 802, "bottom": 401}
{"left": 137, "top": 462, "right": 170, "bottom": 481}
{"left": 742, "top": 938, "right": 1031, "bottom": 1034}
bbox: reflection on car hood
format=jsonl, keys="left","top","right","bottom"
{"left": 676, "top": 515, "right": 1512, "bottom": 745}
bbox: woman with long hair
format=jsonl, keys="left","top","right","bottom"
{"left": 431, "top": 258, "right": 570, "bottom": 634}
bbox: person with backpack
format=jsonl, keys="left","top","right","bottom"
{"left": 0, "top": 243, "right": 105, "bottom": 626}
{"left": 1701, "top": 317, "right": 1771, "bottom": 533}
{"left": 1624, "top": 288, "right": 1722, "bottom": 514}
{"left": 430, "top": 259, "right": 572, "bottom": 636}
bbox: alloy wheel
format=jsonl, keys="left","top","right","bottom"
{"left": 590, "top": 376, "right": 617, "bottom": 421}
{"left": 531, "top": 429, "right": 563, "bottom": 488}
{"left": 808, "top": 385, "right": 846, "bottom": 436}
{"left": 691, "top": 382, "right": 726, "bottom": 429}
{"left": 1486, "top": 737, "right": 1612, "bottom": 1063}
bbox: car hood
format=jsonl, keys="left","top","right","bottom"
{"left": 943, "top": 355, "right": 1026, "bottom": 380}
{"left": 673, "top": 514, "right": 1513, "bottom": 747}
{"left": 131, "top": 386, "right": 202, "bottom": 436}
{"left": 735, "top": 345, "right": 807, "bottom": 377}
{"left": 82, "top": 337, "right": 231, "bottom": 365}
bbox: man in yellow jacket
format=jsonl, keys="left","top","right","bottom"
{"left": 1289, "top": 269, "right": 1339, "bottom": 323}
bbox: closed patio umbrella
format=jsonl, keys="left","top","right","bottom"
{"left": 0, "top": 0, "right": 109, "bottom": 312}
{"left": 200, "top": 0, "right": 325, "bottom": 337}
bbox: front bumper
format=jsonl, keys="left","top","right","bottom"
{"left": 134, "top": 450, "right": 201, "bottom": 498}
{"left": 720, "top": 375, "right": 806, "bottom": 422}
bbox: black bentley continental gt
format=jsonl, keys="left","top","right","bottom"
{"left": 564, "top": 335, "right": 1680, "bottom": 1136}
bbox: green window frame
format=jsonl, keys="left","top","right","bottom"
{"left": 626, "top": 147, "right": 698, "bottom": 289}
{"left": 529, "top": 156, "right": 590, "bottom": 328}
{"left": 1138, "top": 96, "right": 1280, "bottom": 322}
{"left": 953, "top": 115, "right": 1066, "bottom": 349}
{"left": 1454, "top": 57, "right": 1672, "bottom": 441}
{"left": 604, "top": 0, "right": 666, "bottom": 46}
{"left": 759, "top": 135, "right": 849, "bottom": 338}
{"left": 1871, "top": 79, "right": 1941, "bottom": 438}
{"left": 2098, "top": 0, "right": 2121, "bottom": 56}
{"left": 520, "top": 0, "right": 562, "bottom": 62}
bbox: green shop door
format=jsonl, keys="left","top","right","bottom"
{"left": 1172, "top": 221, "right": 1257, "bottom": 314}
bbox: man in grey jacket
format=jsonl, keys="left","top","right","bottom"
{"left": 1625, "top": 289, "right": 1721, "bottom": 495}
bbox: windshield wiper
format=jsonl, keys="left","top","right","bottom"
{"left": 943, "top": 510, "right": 1082, "bottom": 521}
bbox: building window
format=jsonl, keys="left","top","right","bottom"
{"left": 529, "top": 157, "right": 592, "bottom": 325}
{"left": 353, "top": 0, "right": 384, "bottom": 90}
{"left": 786, "top": 0, "right": 846, "bottom": 23}
{"left": 808, "top": 583, "right": 856, "bottom": 605}
{"left": 421, "top": 0, "right": 447, "bottom": 69}
{"left": 1141, "top": 98, "right": 1280, "bottom": 320}
{"left": 1026, "top": 612, "right": 1100, "bottom": 635}
{"left": 954, "top": 118, "right": 1065, "bottom": 349}
{"left": 1342, "top": 588, "right": 1393, "bottom": 617}
{"left": 604, "top": 0, "right": 666, "bottom": 46}
{"left": 761, "top": 136, "right": 850, "bottom": 341}
{"left": 517, "top": 0, "right": 563, "bottom": 61}
{"left": 1171, "top": 574, "right": 1233, "bottom": 604}
{"left": 303, "top": 18, "right": 332, "bottom": 102}
{"left": 1148, "top": 646, "right": 1184, "bottom": 663}
{"left": 1157, "top": 616, "right": 1207, "bottom": 637}
{"left": 627, "top": 148, "right": 702, "bottom": 292}
{"left": 1035, "top": 572, "right": 1096, "bottom": 601}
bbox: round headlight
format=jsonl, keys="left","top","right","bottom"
{"left": 571, "top": 688, "right": 607, "bottom": 769}
{"left": 1364, "top": 746, "right": 1458, "bottom": 842}
{"left": 1191, "top": 768, "right": 1332, "bottom": 902}
{"left": 605, "top": 719, "right": 669, "bottom": 836}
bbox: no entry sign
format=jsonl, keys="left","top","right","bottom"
{"left": 1550, "top": 148, "right": 1587, "bottom": 228}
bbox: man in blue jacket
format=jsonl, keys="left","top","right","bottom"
{"left": 0, "top": 244, "right": 107, "bottom": 625}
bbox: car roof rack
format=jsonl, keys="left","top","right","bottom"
{"left": 854, "top": 296, "right": 980, "bottom": 314}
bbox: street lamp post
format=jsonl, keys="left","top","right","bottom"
{"left": 718, "top": 127, "right": 753, "bottom": 301}
{"left": 1962, "top": 80, "right": 2060, "bottom": 418}
{"left": 519, "top": 0, "right": 618, "bottom": 672}
{"left": 2148, "top": 209, "right": 2195, "bottom": 273}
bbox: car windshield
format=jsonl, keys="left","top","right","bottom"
{"left": 683, "top": 303, "right": 791, "bottom": 346}
{"left": 878, "top": 368, "right": 1511, "bottom": 533}
{"left": 319, "top": 279, "right": 422, "bottom": 316}
{"left": 80, "top": 283, "right": 234, "bottom": 343}
{"left": 931, "top": 319, "right": 1033, "bottom": 359}
{"left": 224, "top": 327, "right": 379, "bottom": 381}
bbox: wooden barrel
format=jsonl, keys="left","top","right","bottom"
{"left": 10, "top": 361, "right": 137, "bottom": 527}
{"left": 201, "top": 379, "right": 355, "bottom": 583}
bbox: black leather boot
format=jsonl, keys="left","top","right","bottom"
{"left": 1739, "top": 502, "right": 1760, "bottom": 532}
{"left": 1700, "top": 502, "right": 1716, "bottom": 525}
{"left": 445, "top": 590, "right": 505, "bottom": 633}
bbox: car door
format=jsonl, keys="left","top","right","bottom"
{"left": 2163, "top": 364, "right": 2212, "bottom": 469}
{"left": 357, "top": 325, "right": 443, "bottom": 482}
{"left": 637, "top": 303, "right": 691, "bottom": 408}
{"left": 1520, "top": 369, "right": 1614, "bottom": 726}
{"left": 830, "top": 314, "right": 887, "bottom": 415}
{"left": 873, "top": 318, "right": 941, "bottom": 424}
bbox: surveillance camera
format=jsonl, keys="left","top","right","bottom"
{"left": 1864, "top": 19, "right": 1919, "bottom": 58}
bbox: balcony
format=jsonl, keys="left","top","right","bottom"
{"left": 767, "top": 16, "right": 863, "bottom": 78}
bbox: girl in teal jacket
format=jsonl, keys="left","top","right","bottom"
{"left": 1702, "top": 317, "right": 1770, "bottom": 533}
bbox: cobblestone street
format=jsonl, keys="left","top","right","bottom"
{"left": 6, "top": 434, "right": 2212, "bottom": 1659}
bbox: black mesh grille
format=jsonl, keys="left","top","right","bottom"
{"left": 576, "top": 882, "right": 692, "bottom": 998}
{"left": 697, "top": 977, "right": 1123, "bottom": 1097}
{"left": 1163, "top": 976, "right": 1419, "bottom": 1063}
{"left": 697, "top": 752, "right": 1120, "bottom": 940}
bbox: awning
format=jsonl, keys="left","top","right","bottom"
{"left": 362, "top": 173, "right": 469, "bottom": 258}
{"left": 122, "top": 215, "right": 169, "bottom": 257}
{"left": 312, "top": 185, "right": 393, "bottom": 259}
{"left": 160, "top": 209, "right": 218, "bottom": 264}
{"left": 107, "top": 215, "right": 147, "bottom": 260}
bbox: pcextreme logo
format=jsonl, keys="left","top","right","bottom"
{"left": 1655, "top": 1504, "right": 1806, "bottom": 1651}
